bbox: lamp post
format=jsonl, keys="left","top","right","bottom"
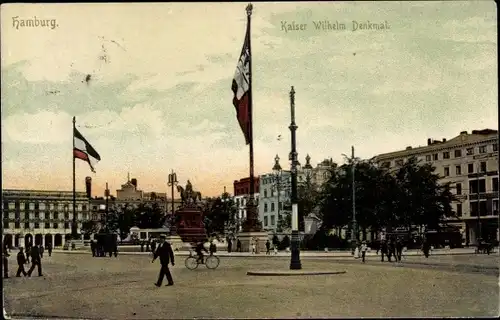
{"left": 477, "top": 162, "right": 481, "bottom": 243}
{"left": 272, "top": 155, "right": 283, "bottom": 231}
{"left": 288, "top": 86, "right": 302, "bottom": 270}
{"left": 104, "top": 182, "right": 110, "bottom": 232}
{"left": 351, "top": 146, "right": 357, "bottom": 245}
{"left": 168, "top": 170, "right": 178, "bottom": 235}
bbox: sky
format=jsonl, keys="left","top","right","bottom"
{"left": 1, "top": 2, "right": 497, "bottom": 198}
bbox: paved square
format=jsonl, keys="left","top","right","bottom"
{"left": 3, "top": 252, "right": 499, "bottom": 318}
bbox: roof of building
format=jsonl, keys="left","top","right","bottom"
{"left": 374, "top": 129, "right": 498, "bottom": 161}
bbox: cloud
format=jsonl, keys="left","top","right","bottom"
{"left": 3, "top": 111, "right": 73, "bottom": 144}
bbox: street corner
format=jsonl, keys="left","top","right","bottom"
{"left": 246, "top": 270, "right": 347, "bottom": 276}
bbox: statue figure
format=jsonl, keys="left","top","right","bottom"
{"left": 177, "top": 180, "right": 202, "bottom": 205}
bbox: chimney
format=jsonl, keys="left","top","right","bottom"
{"left": 406, "top": 146, "right": 412, "bottom": 150}
{"left": 427, "top": 138, "right": 432, "bottom": 146}
{"left": 442, "top": 138, "right": 446, "bottom": 142}
{"left": 460, "top": 131, "right": 467, "bottom": 135}
{"left": 131, "top": 178, "right": 137, "bottom": 188}
{"left": 85, "top": 176, "right": 92, "bottom": 199}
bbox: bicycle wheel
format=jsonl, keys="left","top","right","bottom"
{"left": 185, "top": 256, "right": 199, "bottom": 270}
{"left": 205, "top": 255, "right": 220, "bottom": 269}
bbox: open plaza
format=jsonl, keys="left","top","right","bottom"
{"left": 3, "top": 251, "right": 499, "bottom": 319}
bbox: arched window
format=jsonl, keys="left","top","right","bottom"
{"left": 271, "top": 202, "right": 275, "bottom": 212}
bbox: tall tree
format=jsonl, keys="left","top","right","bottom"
{"left": 202, "top": 195, "right": 237, "bottom": 236}
{"left": 134, "top": 202, "right": 166, "bottom": 229}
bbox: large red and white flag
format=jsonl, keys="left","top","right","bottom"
{"left": 231, "top": 21, "right": 251, "bottom": 145}
{"left": 74, "top": 128, "right": 101, "bottom": 173}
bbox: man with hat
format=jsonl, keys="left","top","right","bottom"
{"left": 152, "top": 234, "right": 175, "bottom": 287}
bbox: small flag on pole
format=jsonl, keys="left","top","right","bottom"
{"left": 73, "top": 128, "right": 101, "bottom": 173}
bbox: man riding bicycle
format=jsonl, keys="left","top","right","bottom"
{"left": 195, "top": 241, "right": 208, "bottom": 264}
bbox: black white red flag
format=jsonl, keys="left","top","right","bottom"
{"left": 231, "top": 21, "right": 251, "bottom": 145}
{"left": 74, "top": 128, "right": 101, "bottom": 173}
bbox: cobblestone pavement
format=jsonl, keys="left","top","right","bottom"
{"left": 3, "top": 253, "right": 499, "bottom": 319}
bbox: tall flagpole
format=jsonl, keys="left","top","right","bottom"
{"left": 72, "top": 116, "right": 77, "bottom": 239}
{"left": 243, "top": 3, "right": 261, "bottom": 232}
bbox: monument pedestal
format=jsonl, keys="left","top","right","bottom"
{"left": 237, "top": 231, "right": 269, "bottom": 253}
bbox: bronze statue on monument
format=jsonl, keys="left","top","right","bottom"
{"left": 176, "top": 180, "right": 202, "bottom": 206}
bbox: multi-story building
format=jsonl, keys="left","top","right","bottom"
{"left": 2, "top": 189, "right": 91, "bottom": 248}
{"left": 90, "top": 175, "right": 179, "bottom": 221}
{"left": 233, "top": 177, "right": 259, "bottom": 231}
{"left": 258, "top": 171, "right": 291, "bottom": 232}
{"left": 373, "top": 129, "right": 499, "bottom": 244}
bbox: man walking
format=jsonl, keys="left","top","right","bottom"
{"left": 265, "top": 240, "right": 271, "bottom": 255}
{"left": 27, "top": 244, "right": 43, "bottom": 277}
{"left": 152, "top": 234, "right": 175, "bottom": 287}
{"left": 47, "top": 243, "right": 53, "bottom": 257}
{"left": 380, "top": 240, "right": 388, "bottom": 262}
{"left": 16, "top": 247, "right": 27, "bottom": 277}
{"left": 360, "top": 241, "right": 368, "bottom": 263}
{"left": 395, "top": 238, "right": 403, "bottom": 262}
{"left": 3, "top": 243, "right": 10, "bottom": 278}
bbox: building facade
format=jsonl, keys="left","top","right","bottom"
{"left": 258, "top": 171, "right": 291, "bottom": 232}
{"left": 2, "top": 189, "right": 91, "bottom": 248}
{"left": 373, "top": 129, "right": 499, "bottom": 244}
{"left": 233, "top": 177, "right": 260, "bottom": 231}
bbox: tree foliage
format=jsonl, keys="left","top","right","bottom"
{"left": 317, "top": 156, "right": 458, "bottom": 237}
{"left": 202, "top": 193, "right": 237, "bottom": 236}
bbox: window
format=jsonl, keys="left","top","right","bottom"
{"left": 15, "top": 221, "right": 20, "bottom": 229}
{"left": 425, "top": 155, "right": 431, "bottom": 162}
{"left": 34, "top": 222, "right": 39, "bottom": 228}
{"left": 34, "top": 212, "right": 39, "bottom": 219}
{"left": 493, "top": 200, "right": 499, "bottom": 216}
{"left": 455, "top": 165, "right": 461, "bottom": 175}
{"left": 64, "top": 222, "right": 69, "bottom": 229}
{"left": 64, "top": 212, "right": 69, "bottom": 219}
{"left": 270, "top": 215, "right": 275, "bottom": 225}
{"left": 54, "top": 212, "right": 59, "bottom": 220}
{"left": 493, "top": 178, "right": 499, "bottom": 192}
{"left": 494, "top": 144, "right": 498, "bottom": 152}
{"left": 479, "top": 146, "right": 487, "bottom": 154}
{"left": 454, "top": 149, "right": 462, "bottom": 158}
{"left": 82, "top": 205, "right": 87, "bottom": 212}
{"left": 456, "top": 203, "right": 462, "bottom": 217}
{"left": 466, "top": 148, "right": 474, "bottom": 155}
{"left": 24, "top": 212, "right": 29, "bottom": 219}
{"left": 45, "top": 222, "right": 50, "bottom": 229}
{"left": 468, "top": 163, "right": 474, "bottom": 174}
{"left": 53, "top": 223, "right": 58, "bottom": 229}
{"left": 264, "top": 203, "right": 268, "bottom": 213}
{"left": 432, "top": 154, "right": 438, "bottom": 160}
{"left": 443, "top": 152, "right": 450, "bottom": 159}
{"left": 456, "top": 183, "right": 462, "bottom": 195}
{"left": 24, "top": 222, "right": 29, "bottom": 229}
{"left": 92, "top": 214, "right": 98, "bottom": 221}
{"left": 236, "top": 199, "right": 240, "bottom": 207}
{"left": 444, "top": 167, "right": 450, "bottom": 177}
{"left": 271, "top": 202, "right": 275, "bottom": 212}
{"left": 264, "top": 190, "right": 268, "bottom": 198}
{"left": 480, "top": 162, "right": 487, "bottom": 172}
{"left": 264, "top": 216, "right": 268, "bottom": 227}
{"left": 469, "top": 180, "right": 486, "bottom": 194}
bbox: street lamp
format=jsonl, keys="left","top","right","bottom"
{"left": 104, "top": 182, "right": 109, "bottom": 232}
{"left": 342, "top": 147, "right": 357, "bottom": 246}
{"left": 303, "top": 154, "right": 313, "bottom": 185}
{"left": 272, "top": 154, "right": 283, "bottom": 231}
{"left": 288, "top": 86, "right": 302, "bottom": 270}
{"left": 168, "top": 170, "right": 178, "bottom": 235}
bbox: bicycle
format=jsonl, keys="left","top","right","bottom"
{"left": 184, "top": 251, "right": 220, "bottom": 270}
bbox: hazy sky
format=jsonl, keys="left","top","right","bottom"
{"left": 1, "top": 2, "right": 497, "bottom": 198}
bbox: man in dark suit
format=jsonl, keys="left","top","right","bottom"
{"left": 152, "top": 234, "right": 174, "bottom": 287}
{"left": 27, "top": 244, "right": 43, "bottom": 277}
